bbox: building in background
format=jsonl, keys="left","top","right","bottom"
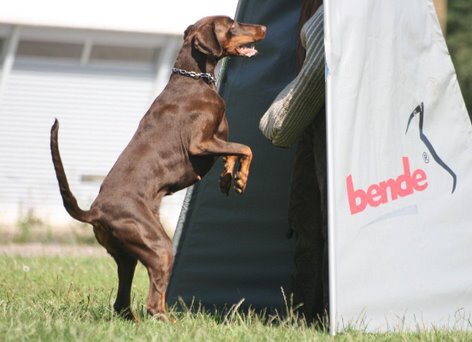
{"left": 0, "top": 0, "right": 238, "bottom": 236}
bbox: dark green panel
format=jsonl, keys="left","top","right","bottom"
{"left": 167, "top": 0, "right": 302, "bottom": 311}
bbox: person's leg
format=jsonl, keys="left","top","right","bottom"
{"left": 289, "top": 122, "right": 325, "bottom": 322}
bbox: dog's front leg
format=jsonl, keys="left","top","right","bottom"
{"left": 189, "top": 138, "right": 253, "bottom": 194}
{"left": 220, "top": 156, "right": 237, "bottom": 195}
{"left": 233, "top": 149, "right": 252, "bottom": 194}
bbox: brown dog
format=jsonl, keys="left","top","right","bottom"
{"left": 50, "top": 16, "right": 266, "bottom": 321}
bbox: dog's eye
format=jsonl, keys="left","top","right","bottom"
{"left": 229, "top": 23, "right": 238, "bottom": 35}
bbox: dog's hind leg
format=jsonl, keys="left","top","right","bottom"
{"left": 143, "top": 246, "right": 174, "bottom": 319}
{"left": 111, "top": 253, "right": 138, "bottom": 321}
{"left": 109, "top": 213, "right": 174, "bottom": 320}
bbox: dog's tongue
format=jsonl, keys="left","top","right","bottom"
{"left": 237, "top": 46, "right": 258, "bottom": 57}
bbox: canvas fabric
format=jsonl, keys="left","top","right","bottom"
{"left": 325, "top": 0, "right": 472, "bottom": 332}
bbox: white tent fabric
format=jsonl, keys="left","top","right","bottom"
{"left": 325, "top": 0, "right": 472, "bottom": 332}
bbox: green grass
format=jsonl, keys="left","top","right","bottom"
{"left": 0, "top": 255, "right": 471, "bottom": 341}
{"left": 0, "top": 214, "right": 96, "bottom": 245}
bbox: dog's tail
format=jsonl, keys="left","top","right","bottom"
{"left": 50, "top": 119, "right": 94, "bottom": 224}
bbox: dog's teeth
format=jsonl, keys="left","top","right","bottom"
{"left": 236, "top": 46, "right": 258, "bottom": 57}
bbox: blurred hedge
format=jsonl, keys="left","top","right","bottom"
{"left": 447, "top": 0, "right": 472, "bottom": 117}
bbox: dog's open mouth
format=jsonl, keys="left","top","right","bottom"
{"left": 236, "top": 44, "right": 258, "bottom": 57}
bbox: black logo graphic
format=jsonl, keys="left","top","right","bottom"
{"left": 405, "top": 102, "right": 457, "bottom": 193}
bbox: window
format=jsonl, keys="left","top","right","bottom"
{"left": 89, "top": 45, "right": 158, "bottom": 64}
{"left": 13, "top": 35, "right": 164, "bottom": 70}
{"left": 16, "top": 40, "right": 82, "bottom": 60}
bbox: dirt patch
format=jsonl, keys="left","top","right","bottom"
{"left": 0, "top": 243, "right": 107, "bottom": 257}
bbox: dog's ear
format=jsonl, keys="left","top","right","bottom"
{"left": 184, "top": 25, "right": 195, "bottom": 40}
{"left": 193, "top": 23, "right": 223, "bottom": 57}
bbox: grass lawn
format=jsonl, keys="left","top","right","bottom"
{"left": 0, "top": 255, "right": 471, "bottom": 341}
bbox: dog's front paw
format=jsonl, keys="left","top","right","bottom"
{"left": 219, "top": 172, "right": 232, "bottom": 195}
{"left": 234, "top": 171, "right": 248, "bottom": 194}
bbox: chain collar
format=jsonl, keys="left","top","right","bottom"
{"left": 172, "top": 67, "right": 217, "bottom": 84}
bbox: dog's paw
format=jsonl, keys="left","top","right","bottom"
{"left": 154, "top": 312, "right": 176, "bottom": 323}
{"left": 219, "top": 172, "right": 232, "bottom": 195}
{"left": 234, "top": 171, "right": 248, "bottom": 194}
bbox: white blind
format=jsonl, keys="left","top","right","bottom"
{"left": 0, "top": 59, "right": 155, "bottom": 221}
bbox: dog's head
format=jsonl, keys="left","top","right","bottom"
{"left": 184, "top": 16, "right": 266, "bottom": 59}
